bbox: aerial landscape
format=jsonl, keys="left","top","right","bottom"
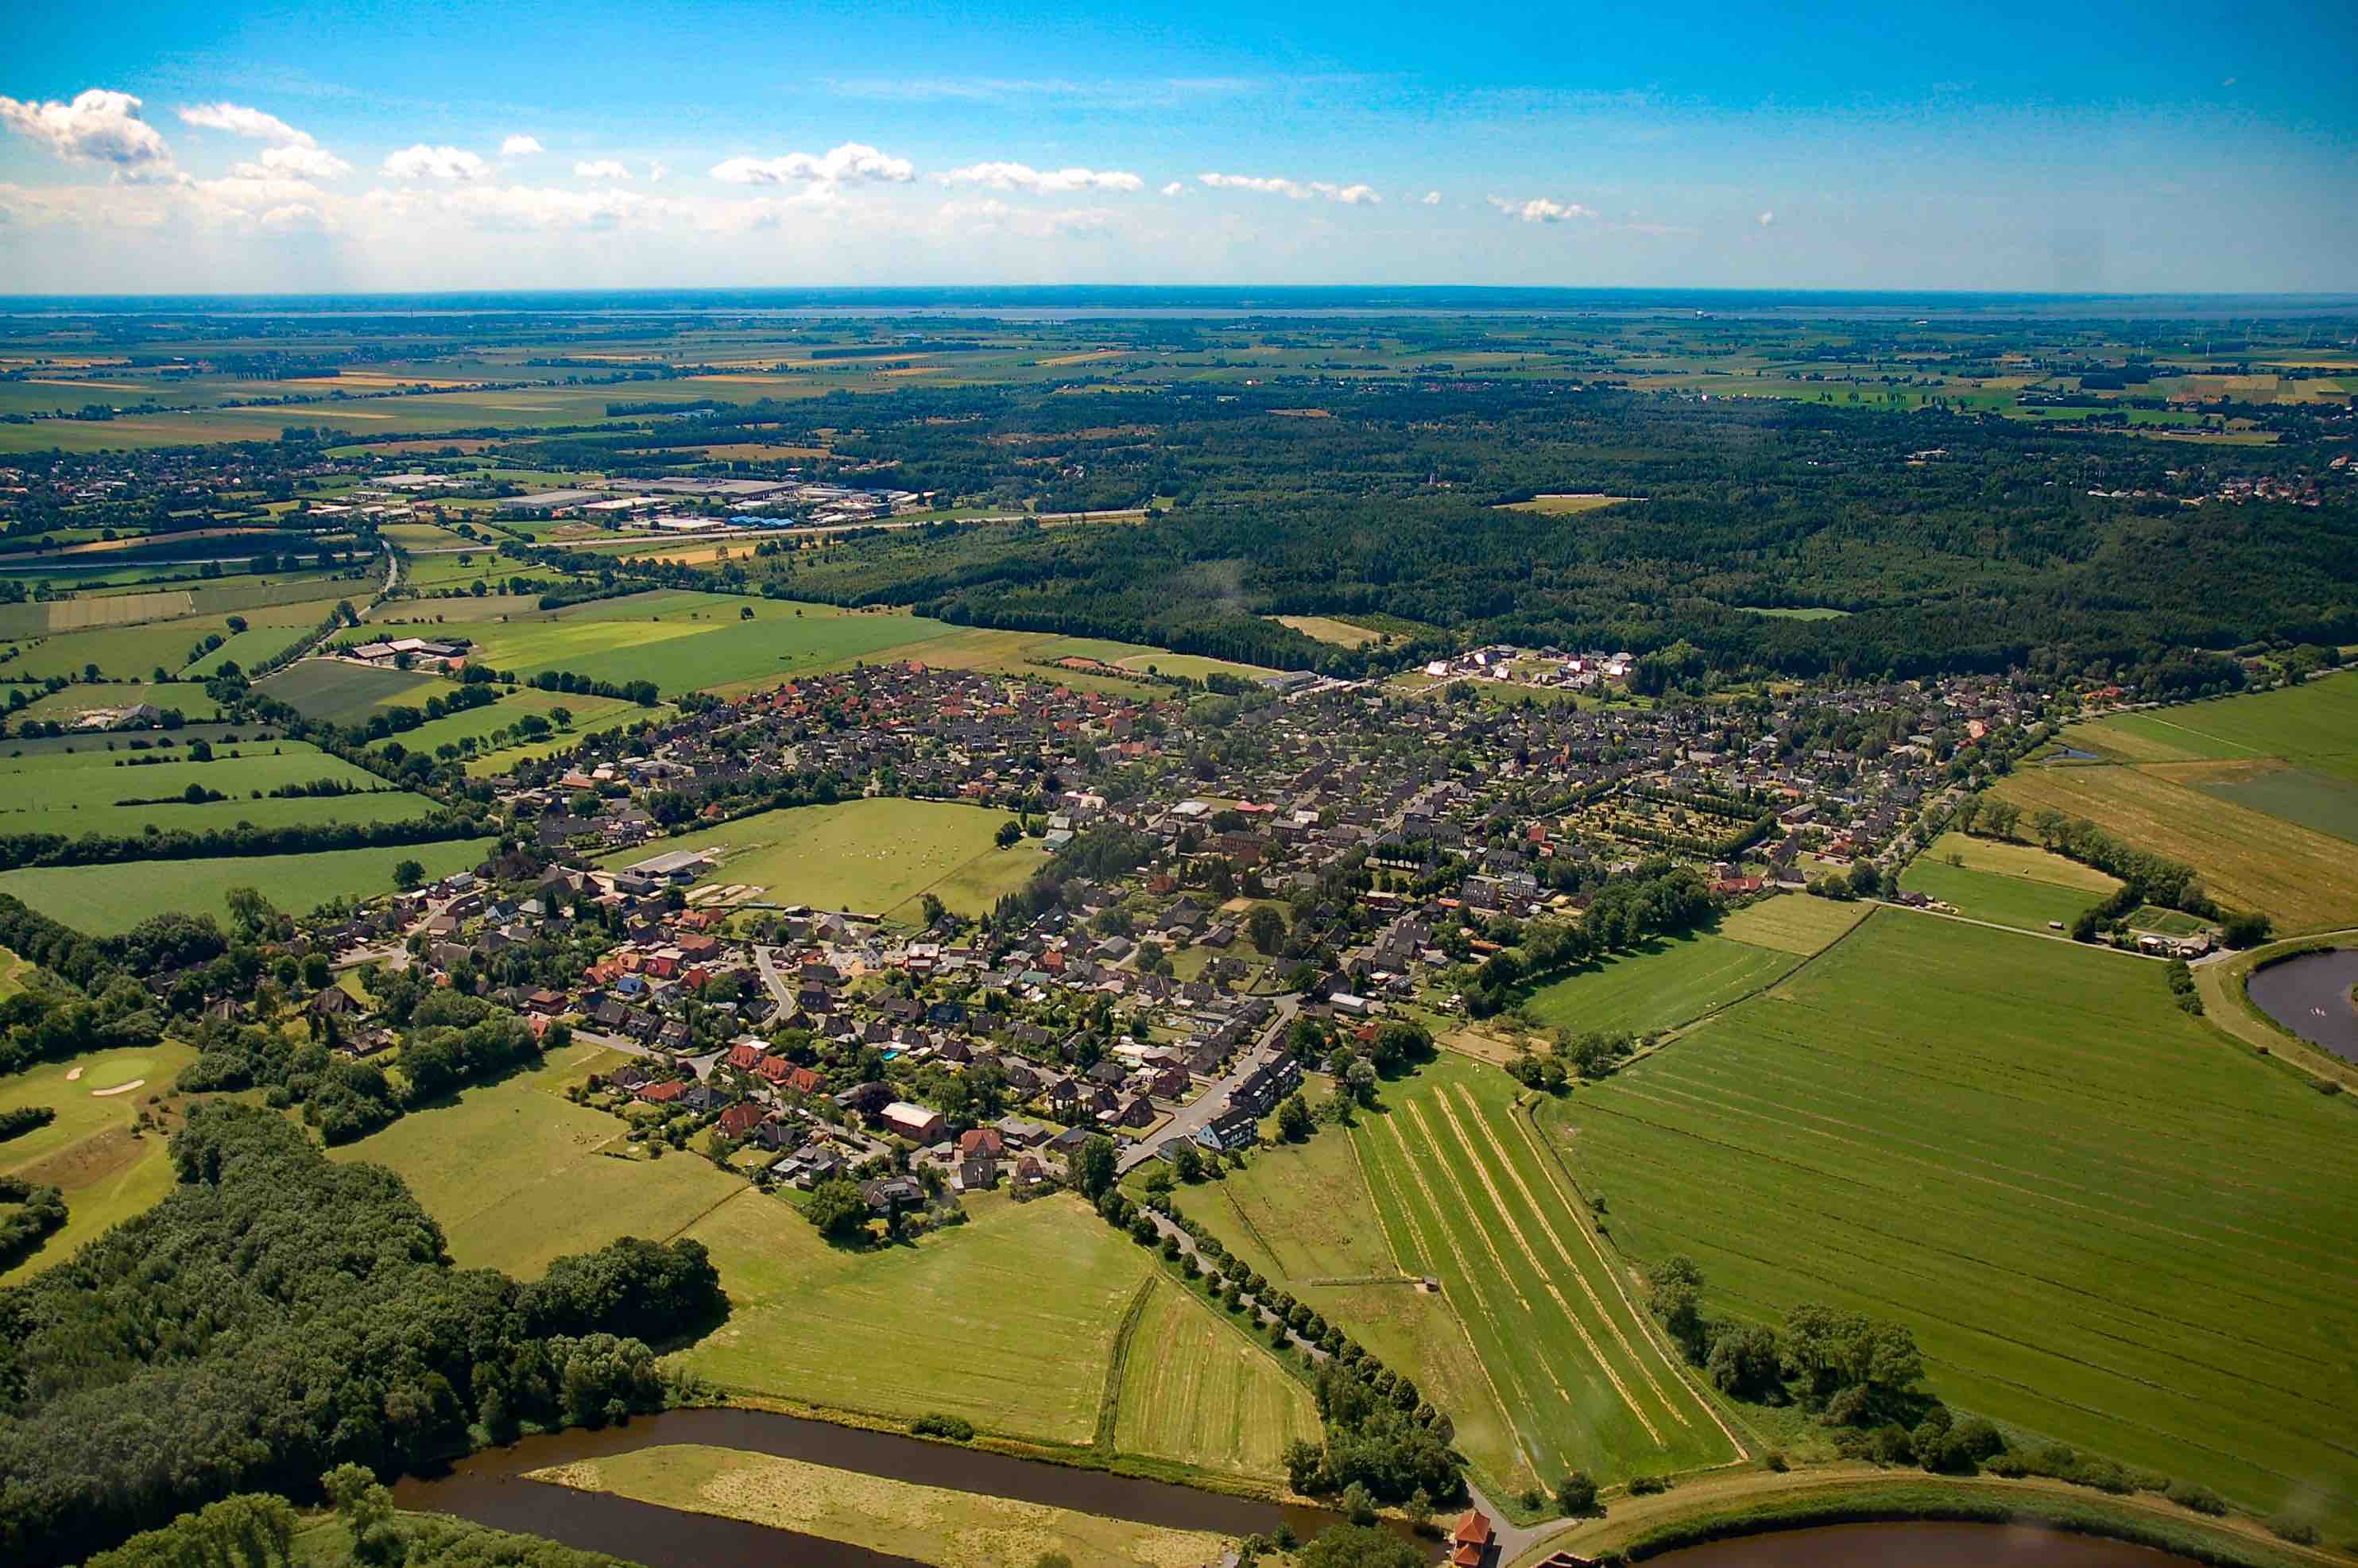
{"left": 1, "top": 5, "right": 2355, "bottom": 1568}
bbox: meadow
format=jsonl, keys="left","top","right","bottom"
{"left": 0, "top": 739, "right": 437, "bottom": 840}
{"left": 254, "top": 660, "right": 443, "bottom": 724}
{"left": 327, "top": 1040, "right": 740, "bottom": 1274}
{"left": 529, "top": 1445, "right": 1230, "bottom": 1568}
{"left": 0, "top": 1040, "right": 200, "bottom": 1285}
{"left": 1714, "top": 893, "right": 1871, "bottom": 955}
{"left": 1518, "top": 927, "right": 1805, "bottom": 1039}
{"left": 456, "top": 593, "right": 951, "bottom": 695}
{"left": 15, "top": 682, "right": 224, "bottom": 723}
{"left": 2070, "top": 676, "right": 2358, "bottom": 780}
{"left": 1112, "top": 1276, "right": 1320, "bottom": 1482}
{"left": 1897, "top": 833, "right": 2119, "bottom": 931}
{"left": 366, "top": 687, "right": 645, "bottom": 765}
{"left": 1554, "top": 910, "right": 2358, "bottom": 1532}
{"left": 0, "top": 835, "right": 494, "bottom": 934}
{"left": 605, "top": 798, "right": 1043, "bottom": 920}
{"left": 2, "top": 617, "right": 262, "bottom": 681}
{"left": 672, "top": 1187, "right": 1150, "bottom": 1445}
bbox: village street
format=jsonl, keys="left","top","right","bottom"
{"left": 1117, "top": 992, "right": 1301, "bottom": 1173}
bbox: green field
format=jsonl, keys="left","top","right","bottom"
{"left": 459, "top": 593, "right": 951, "bottom": 695}
{"left": 1715, "top": 894, "right": 1870, "bottom": 955}
{"left": 328, "top": 1040, "right": 739, "bottom": 1274}
{"left": 255, "top": 660, "right": 444, "bottom": 725}
{"left": 1351, "top": 1056, "right": 1741, "bottom": 1489}
{"left": 2, "top": 617, "right": 257, "bottom": 681}
{"left": 1554, "top": 910, "right": 2358, "bottom": 1531}
{"left": 1112, "top": 1275, "right": 1320, "bottom": 1481}
{"left": 604, "top": 798, "right": 1045, "bottom": 920}
{"left": 0, "top": 739, "right": 436, "bottom": 840}
{"left": 14, "top": 681, "right": 223, "bottom": 723}
{"left": 2072, "top": 677, "right": 2358, "bottom": 780}
{"left": 368, "top": 687, "right": 645, "bottom": 765}
{"left": 0, "top": 835, "right": 493, "bottom": 935}
{"left": 1897, "top": 857, "right": 2108, "bottom": 931}
{"left": 0, "top": 1040, "right": 200, "bottom": 1285}
{"left": 529, "top": 1444, "right": 1230, "bottom": 1568}
{"left": 1520, "top": 931, "right": 1797, "bottom": 1037}
{"left": 672, "top": 1187, "right": 1151, "bottom": 1444}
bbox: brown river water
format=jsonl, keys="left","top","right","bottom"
{"left": 1645, "top": 1520, "right": 2209, "bottom": 1567}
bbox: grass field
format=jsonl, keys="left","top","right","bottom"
{"left": 1553, "top": 909, "right": 2358, "bottom": 1531}
{"left": 1350, "top": 1056, "right": 1740, "bottom": 1489}
{"left": 1897, "top": 836, "right": 2116, "bottom": 932}
{"left": 529, "top": 1445, "right": 1230, "bottom": 1568}
{"left": 459, "top": 593, "right": 950, "bottom": 695}
{"left": 606, "top": 799, "right": 1043, "bottom": 920}
{"left": 1995, "top": 761, "right": 2358, "bottom": 933}
{"left": 0, "top": 1040, "right": 200, "bottom": 1285}
{"left": 1500, "top": 494, "right": 1637, "bottom": 516}
{"left": 256, "top": 660, "right": 444, "bottom": 724}
{"left": 1520, "top": 931, "right": 1798, "bottom": 1038}
{"left": 1, "top": 617, "right": 257, "bottom": 681}
{"left": 1714, "top": 894, "right": 1871, "bottom": 955}
{"left": 368, "top": 687, "right": 645, "bottom": 765}
{"left": 0, "top": 835, "right": 493, "bottom": 935}
{"left": 329, "top": 1041, "right": 739, "bottom": 1274}
{"left": 1268, "top": 615, "right": 1383, "bottom": 648}
{"left": 2071, "top": 677, "right": 2358, "bottom": 781}
{"left": 0, "top": 739, "right": 436, "bottom": 840}
{"left": 672, "top": 1187, "right": 1151, "bottom": 1444}
{"left": 14, "top": 681, "right": 223, "bottom": 723}
{"left": 1112, "top": 1276, "right": 1319, "bottom": 1481}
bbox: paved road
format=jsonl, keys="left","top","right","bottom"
{"left": 1116, "top": 994, "right": 1301, "bottom": 1174}
{"left": 575, "top": 1028, "right": 722, "bottom": 1082}
{"left": 753, "top": 944, "right": 796, "bottom": 1012}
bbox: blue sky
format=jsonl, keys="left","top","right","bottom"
{"left": 2, "top": 0, "right": 2352, "bottom": 293}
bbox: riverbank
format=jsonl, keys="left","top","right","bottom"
{"left": 1505, "top": 1467, "right": 2335, "bottom": 1568}
{"left": 2193, "top": 931, "right": 2358, "bottom": 1091}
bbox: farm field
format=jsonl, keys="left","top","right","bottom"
{"left": 1270, "top": 615, "right": 1382, "bottom": 647}
{"left": 1520, "top": 931, "right": 1797, "bottom": 1037}
{"left": 1500, "top": 494, "right": 1637, "bottom": 516}
{"left": 1897, "top": 854, "right": 2108, "bottom": 932}
{"left": 529, "top": 1445, "right": 1230, "bottom": 1568}
{"left": 604, "top": 798, "right": 1043, "bottom": 920}
{"left": 672, "top": 1187, "right": 1149, "bottom": 1444}
{"left": 256, "top": 660, "right": 444, "bottom": 724}
{"left": 1206, "top": 1118, "right": 1526, "bottom": 1494}
{"left": 1, "top": 616, "right": 261, "bottom": 681}
{"left": 328, "top": 1040, "right": 739, "bottom": 1275}
{"left": 2070, "top": 676, "right": 2358, "bottom": 780}
{"left": 0, "top": 834, "right": 494, "bottom": 934}
{"left": 1350, "top": 1055, "right": 1740, "bottom": 1489}
{"left": 1112, "top": 1276, "right": 1320, "bottom": 1481}
{"left": 368, "top": 687, "right": 644, "bottom": 765}
{"left": 458, "top": 593, "right": 950, "bottom": 695}
{"left": 0, "top": 1040, "right": 201, "bottom": 1285}
{"left": 1995, "top": 761, "right": 2358, "bottom": 933}
{"left": 14, "top": 681, "right": 223, "bottom": 723}
{"left": 1553, "top": 910, "right": 2358, "bottom": 1533}
{"left": 1714, "top": 894, "right": 1870, "bottom": 955}
{"left": 0, "top": 739, "right": 437, "bottom": 840}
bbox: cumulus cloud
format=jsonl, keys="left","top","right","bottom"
{"left": 365, "top": 183, "right": 669, "bottom": 233}
{"left": 382, "top": 144, "right": 491, "bottom": 180}
{"left": 1487, "top": 196, "right": 1597, "bottom": 223}
{"left": 1160, "top": 180, "right": 1184, "bottom": 197}
{"left": 575, "top": 159, "right": 632, "bottom": 180}
{"left": 937, "top": 161, "right": 1142, "bottom": 193}
{"left": 710, "top": 142, "right": 912, "bottom": 186}
{"left": 0, "top": 88, "right": 174, "bottom": 172}
{"left": 1421, "top": 190, "right": 1442, "bottom": 205}
{"left": 239, "top": 144, "right": 351, "bottom": 180}
{"left": 1196, "top": 172, "right": 1378, "bottom": 203}
{"left": 500, "top": 134, "right": 544, "bottom": 157}
{"left": 177, "top": 102, "right": 315, "bottom": 146}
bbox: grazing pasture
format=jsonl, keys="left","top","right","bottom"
{"left": 1113, "top": 1276, "right": 1320, "bottom": 1481}
{"left": 0, "top": 835, "right": 494, "bottom": 934}
{"left": 2072, "top": 676, "right": 2358, "bottom": 780}
{"left": 0, "top": 1040, "right": 201, "bottom": 1285}
{"left": 1555, "top": 910, "right": 2358, "bottom": 1533}
{"left": 1351, "top": 1056, "right": 1740, "bottom": 1488}
{"left": 255, "top": 660, "right": 443, "bottom": 724}
{"left": 604, "top": 798, "right": 1041, "bottom": 920}
{"left": 672, "top": 1188, "right": 1150, "bottom": 1445}
{"left": 328, "top": 1040, "right": 738, "bottom": 1275}
{"left": 1713, "top": 893, "right": 1870, "bottom": 955}
{"left": 1520, "top": 931, "right": 1797, "bottom": 1037}
{"left": 531, "top": 1445, "right": 1230, "bottom": 1568}
{"left": 458, "top": 593, "right": 949, "bottom": 695}
{"left": 1896, "top": 836, "right": 2116, "bottom": 932}
{"left": 0, "top": 739, "right": 437, "bottom": 840}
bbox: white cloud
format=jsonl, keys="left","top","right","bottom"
{"left": 648, "top": 161, "right": 669, "bottom": 182}
{"left": 938, "top": 161, "right": 1142, "bottom": 193}
{"left": 575, "top": 160, "right": 632, "bottom": 180}
{"left": 177, "top": 102, "right": 315, "bottom": 147}
{"left": 366, "top": 183, "right": 671, "bottom": 233}
{"left": 1196, "top": 172, "right": 1377, "bottom": 203}
{"left": 0, "top": 88, "right": 174, "bottom": 172}
{"left": 710, "top": 142, "right": 913, "bottom": 186}
{"left": 1160, "top": 180, "right": 1184, "bottom": 197}
{"left": 382, "top": 144, "right": 491, "bottom": 180}
{"left": 1487, "top": 196, "right": 1597, "bottom": 223}
{"left": 240, "top": 144, "right": 351, "bottom": 180}
{"left": 500, "top": 134, "right": 544, "bottom": 157}
{"left": 1422, "top": 190, "right": 1442, "bottom": 205}
{"left": 1757, "top": 210, "right": 1775, "bottom": 226}
{"left": 937, "top": 198, "right": 1117, "bottom": 238}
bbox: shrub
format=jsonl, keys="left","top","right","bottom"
{"left": 910, "top": 1414, "right": 976, "bottom": 1442}
{"left": 2266, "top": 1514, "right": 2319, "bottom": 1546}
{"left": 2165, "top": 1481, "right": 2227, "bottom": 1516}
{"left": 1627, "top": 1474, "right": 1670, "bottom": 1496}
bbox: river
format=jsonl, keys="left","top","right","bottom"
{"left": 2246, "top": 948, "right": 2358, "bottom": 1063}
{"left": 1644, "top": 1520, "right": 2211, "bottom": 1567}
{"left": 392, "top": 1406, "right": 1347, "bottom": 1567}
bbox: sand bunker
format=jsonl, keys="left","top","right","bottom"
{"left": 90, "top": 1078, "right": 145, "bottom": 1098}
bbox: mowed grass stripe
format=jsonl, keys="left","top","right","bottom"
{"left": 1558, "top": 914, "right": 2358, "bottom": 1527}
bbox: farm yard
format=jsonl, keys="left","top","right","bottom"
{"left": 604, "top": 798, "right": 1044, "bottom": 920}
{"left": 1111, "top": 1276, "right": 1321, "bottom": 1481}
{"left": 1553, "top": 910, "right": 2358, "bottom": 1535}
{"left": 0, "top": 834, "right": 494, "bottom": 934}
{"left": 672, "top": 1187, "right": 1151, "bottom": 1446}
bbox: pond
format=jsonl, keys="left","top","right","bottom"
{"left": 2246, "top": 947, "right": 2358, "bottom": 1063}
{"left": 1645, "top": 1520, "right": 2209, "bottom": 1567}
{"left": 393, "top": 1406, "right": 1347, "bottom": 1568}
